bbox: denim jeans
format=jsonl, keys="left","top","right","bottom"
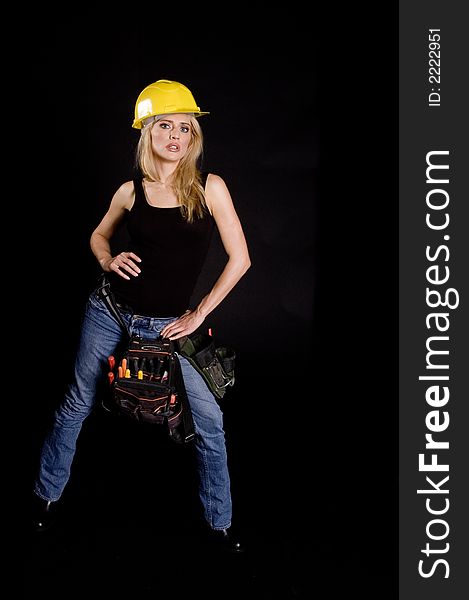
{"left": 34, "top": 288, "right": 232, "bottom": 530}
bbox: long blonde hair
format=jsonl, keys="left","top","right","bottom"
{"left": 135, "top": 115, "right": 207, "bottom": 222}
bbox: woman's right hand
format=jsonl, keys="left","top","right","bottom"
{"left": 103, "top": 252, "right": 142, "bottom": 280}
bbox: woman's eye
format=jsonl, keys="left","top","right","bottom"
{"left": 159, "top": 123, "right": 170, "bottom": 129}
{"left": 181, "top": 126, "right": 190, "bottom": 133}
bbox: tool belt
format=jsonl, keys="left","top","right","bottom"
{"left": 104, "top": 336, "right": 196, "bottom": 444}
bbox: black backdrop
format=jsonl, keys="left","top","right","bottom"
{"left": 25, "top": 12, "right": 397, "bottom": 598}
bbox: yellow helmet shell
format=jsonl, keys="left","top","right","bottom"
{"left": 132, "top": 79, "right": 209, "bottom": 129}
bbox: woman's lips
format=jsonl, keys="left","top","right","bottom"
{"left": 165, "top": 143, "right": 180, "bottom": 151}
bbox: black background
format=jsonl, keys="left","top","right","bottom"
{"left": 24, "top": 9, "right": 397, "bottom": 599}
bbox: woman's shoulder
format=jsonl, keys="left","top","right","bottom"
{"left": 112, "top": 180, "right": 136, "bottom": 210}
{"left": 204, "top": 172, "right": 227, "bottom": 189}
{"left": 205, "top": 173, "right": 229, "bottom": 194}
{"left": 204, "top": 173, "right": 233, "bottom": 215}
{"left": 118, "top": 180, "right": 136, "bottom": 194}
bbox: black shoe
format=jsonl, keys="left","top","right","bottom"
{"left": 31, "top": 494, "right": 57, "bottom": 532}
{"left": 206, "top": 527, "right": 245, "bottom": 553}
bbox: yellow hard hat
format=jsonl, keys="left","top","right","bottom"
{"left": 132, "top": 79, "right": 209, "bottom": 129}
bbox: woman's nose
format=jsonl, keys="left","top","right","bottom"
{"left": 169, "top": 128, "right": 179, "bottom": 139}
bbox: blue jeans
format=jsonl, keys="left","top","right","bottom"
{"left": 34, "top": 289, "right": 232, "bottom": 530}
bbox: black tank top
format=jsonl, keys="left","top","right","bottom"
{"left": 109, "top": 173, "right": 215, "bottom": 316}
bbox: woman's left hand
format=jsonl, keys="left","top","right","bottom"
{"left": 160, "top": 309, "right": 205, "bottom": 340}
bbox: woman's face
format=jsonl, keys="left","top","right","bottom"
{"left": 150, "top": 114, "right": 192, "bottom": 162}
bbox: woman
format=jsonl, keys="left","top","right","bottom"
{"left": 32, "top": 79, "right": 251, "bottom": 552}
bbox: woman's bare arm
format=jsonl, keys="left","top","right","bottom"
{"left": 90, "top": 181, "right": 141, "bottom": 280}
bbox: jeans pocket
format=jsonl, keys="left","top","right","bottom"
{"left": 88, "top": 289, "right": 108, "bottom": 312}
